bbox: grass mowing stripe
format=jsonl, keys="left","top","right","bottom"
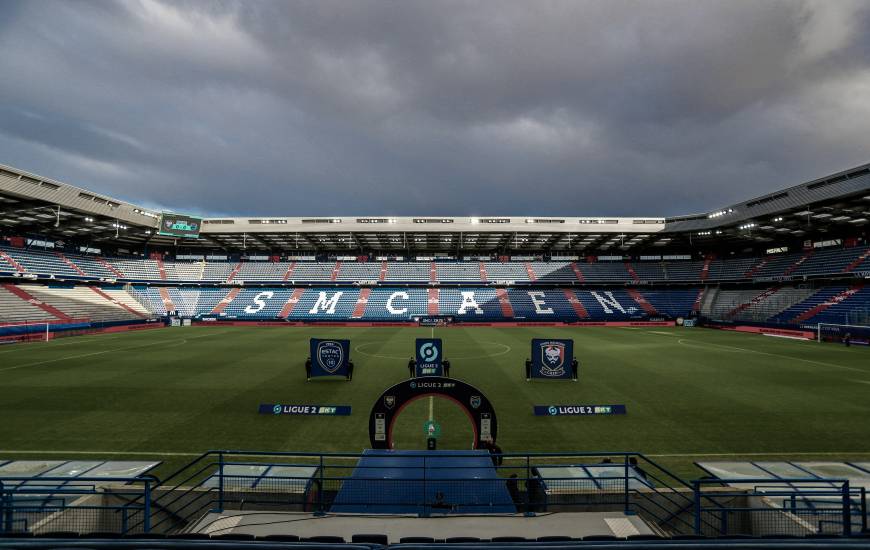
{"left": 0, "top": 330, "right": 230, "bottom": 373}
{"left": 1, "top": 325, "right": 868, "bottom": 482}
{"left": 677, "top": 338, "right": 870, "bottom": 373}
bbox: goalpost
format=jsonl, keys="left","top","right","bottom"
{"left": 0, "top": 318, "right": 94, "bottom": 344}
{"left": 0, "top": 320, "right": 51, "bottom": 343}
{"left": 816, "top": 322, "right": 870, "bottom": 344}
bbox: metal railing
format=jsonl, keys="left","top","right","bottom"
{"left": 4, "top": 453, "right": 866, "bottom": 538}
{"left": 0, "top": 476, "right": 154, "bottom": 535}
{"left": 693, "top": 478, "right": 868, "bottom": 537}
{"left": 127, "top": 450, "right": 711, "bottom": 535}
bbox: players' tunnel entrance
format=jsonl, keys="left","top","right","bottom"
{"left": 369, "top": 377, "right": 498, "bottom": 449}
{"left": 389, "top": 394, "right": 477, "bottom": 449}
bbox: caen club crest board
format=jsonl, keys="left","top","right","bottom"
{"left": 530, "top": 338, "right": 574, "bottom": 380}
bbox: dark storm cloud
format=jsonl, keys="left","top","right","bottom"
{"left": 0, "top": 0, "right": 868, "bottom": 217}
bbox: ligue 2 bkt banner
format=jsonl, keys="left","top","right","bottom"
{"left": 309, "top": 338, "right": 351, "bottom": 378}
{"left": 530, "top": 338, "right": 574, "bottom": 379}
{"left": 415, "top": 338, "right": 443, "bottom": 377}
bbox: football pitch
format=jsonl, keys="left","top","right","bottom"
{"left": 1, "top": 325, "right": 869, "bottom": 479}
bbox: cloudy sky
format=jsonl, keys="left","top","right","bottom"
{"left": 0, "top": 1, "right": 868, "bottom": 217}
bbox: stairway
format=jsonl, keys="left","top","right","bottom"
{"left": 562, "top": 289, "right": 589, "bottom": 319}
{"left": 571, "top": 262, "right": 585, "bottom": 282}
{"left": 210, "top": 288, "right": 240, "bottom": 315}
{"left": 56, "top": 252, "right": 87, "bottom": 276}
{"left": 351, "top": 288, "right": 372, "bottom": 318}
{"left": 627, "top": 288, "right": 657, "bottom": 315}
{"left": 90, "top": 287, "right": 148, "bottom": 318}
{"left": 792, "top": 283, "right": 864, "bottom": 323}
{"left": 495, "top": 288, "right": 514, "bottom": 318}
{"left": 726, "top": 287, "right": 779, "bottom": 319}
{"left": 0, "top": 251, "right": 25, "bottom": 273}
{"left": 700, "top": 256, "right": 713, "bottom": 281}
{"left": 524, "top": 262, "right": 538, "bottom": 282}
{"left": 158, "top": 287, "right": 176, "bottom": 314}
{"left": 279, "top": 288, "right": 306, "bottom": 318}
{"left": 744, "top": 257, "right": 769, "bottom": 278}
{"left": 427, "top": 288, "right": 440, "bottom": 315}
{"left": 783, "top": 251, "right": 813, "bottom": 276}
{"left": 282, "top": 261, "right": 297, "bottom": 281}
{"left": 843, "top": 248, "right": 870, "bottom": 273}
{"left": 227, "top": 262, "right": 243, "bottom": 282}
{"left": 2, "top": 284, "right": 68, "bottom": 320}
{"left": 98, "top": 257, "right": 124, "bottom": 278}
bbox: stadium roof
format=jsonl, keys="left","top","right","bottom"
{"left": 1, "top": 161, "right": 868, "bottom": 254}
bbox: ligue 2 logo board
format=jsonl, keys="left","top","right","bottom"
{"left": 415, "top": 338, "right": 443, "bottom": 377}
{"left": 419, "top": 342, "right": 439, "bottom": 362}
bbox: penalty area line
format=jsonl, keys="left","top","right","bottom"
{"left": 0, "top": 450, "right": 202, "bottom": 457}
{"left": 646, "top": 451, "right": 870, "bottom": 458}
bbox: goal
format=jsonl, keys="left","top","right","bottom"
{"left": 816, "top": 322, "right": 870, "bottom": 344}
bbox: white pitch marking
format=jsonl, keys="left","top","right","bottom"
{"left": 646, "top": 451, "right": 870, "bottom": 458}
{"left": 647, "top": 331, "right": 676, "bottom": 336}
{"left": 0, "top": 335, "right": 126, "bottom": 355}
{"left": 0, "top": 450, "right": 202, "bottom": 456}
{"left": 0, "top": 450, "right": 360, "bottom": 460}
{"left": 354, "top": 340, "right": 511, "bottom": 361}
{"left": 677, "top": 338, "right": 868, "bottom": 373}
{"left": 429, "top": 396, "right": 434, "bottom": 422}
{"left": 0, "top": 331, "right": 229, "bottom": 373}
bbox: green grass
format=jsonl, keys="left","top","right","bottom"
{"left": 1, "top": 325, "right": 869, "bottom": 479}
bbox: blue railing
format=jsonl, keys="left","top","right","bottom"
{"left": 3, "top": 452, "right": 867, "bottom": 538}
{"left": 131, "top": 450, "right": 711, "bottom": 534}
{"left": 0, "top": 476, "right": 154, "bottom": 535}
{"left": 692, "top": 478, "right": 868, "bottom": 537}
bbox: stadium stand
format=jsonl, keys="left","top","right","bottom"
{"left": 435, "top": 262, "right": 481, "bottom": 282}
{"left": 383, "top": 262, "right": 430, "bottom": 282}
{"left": 112, "top": 258, "right": 160, "bottom": 280}
{"left": 336, "top": 262, "right": 382, "bottom": 281}
{"left": 5, "top": 277, "right": 870, "bottom": 326}
{"left": 18, "top": 284, "right": 149, "bottom": 322}
{"left": 0, "top": 284, "right": 57, "bottom": 323}
{"left": 4, "top": 245, "right": 870, "bottom": 283}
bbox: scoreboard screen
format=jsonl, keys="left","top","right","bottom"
{"left": 158, "top": 213, "right": 201, "bottom": 238}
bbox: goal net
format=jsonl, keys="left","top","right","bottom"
{"left": 0, "top": 318, "right": 93, "bottom": 344}
{"left": 817, "top": 323, "right": 870, "bottom": 345}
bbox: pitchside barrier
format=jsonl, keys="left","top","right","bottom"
{"left": 5, "top": 450, "right": 864, "bottom": 537}
{"left": 817, "top": 323, "right": 870, "bottom": 345}
{"left": 0, "top": 318, "right": 160, "bottom": 343}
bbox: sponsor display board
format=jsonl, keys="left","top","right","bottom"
{"left": 309, "top": 338, "right": 351, "bottom": 377}
{"left": 534, "top": 404, "right": 627, "bottom": 416}
{"left": 530, "top": 338, "right": 574, "bottom": 379}
{"left": 415, "top": 338, "right": 443, "bottom": 377}
{"left": 259, "top": 404, "right": 351, "bottom": 416}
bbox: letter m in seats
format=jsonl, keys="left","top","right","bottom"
{"left": 309, "top": 291, "right": 344, "bottom": 314}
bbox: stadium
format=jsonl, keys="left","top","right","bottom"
{"left": 1, "top": 159, "right": 870, "bottom": 544}
{"left": 2, "top": 1, "right": 870, "bottom": 548}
